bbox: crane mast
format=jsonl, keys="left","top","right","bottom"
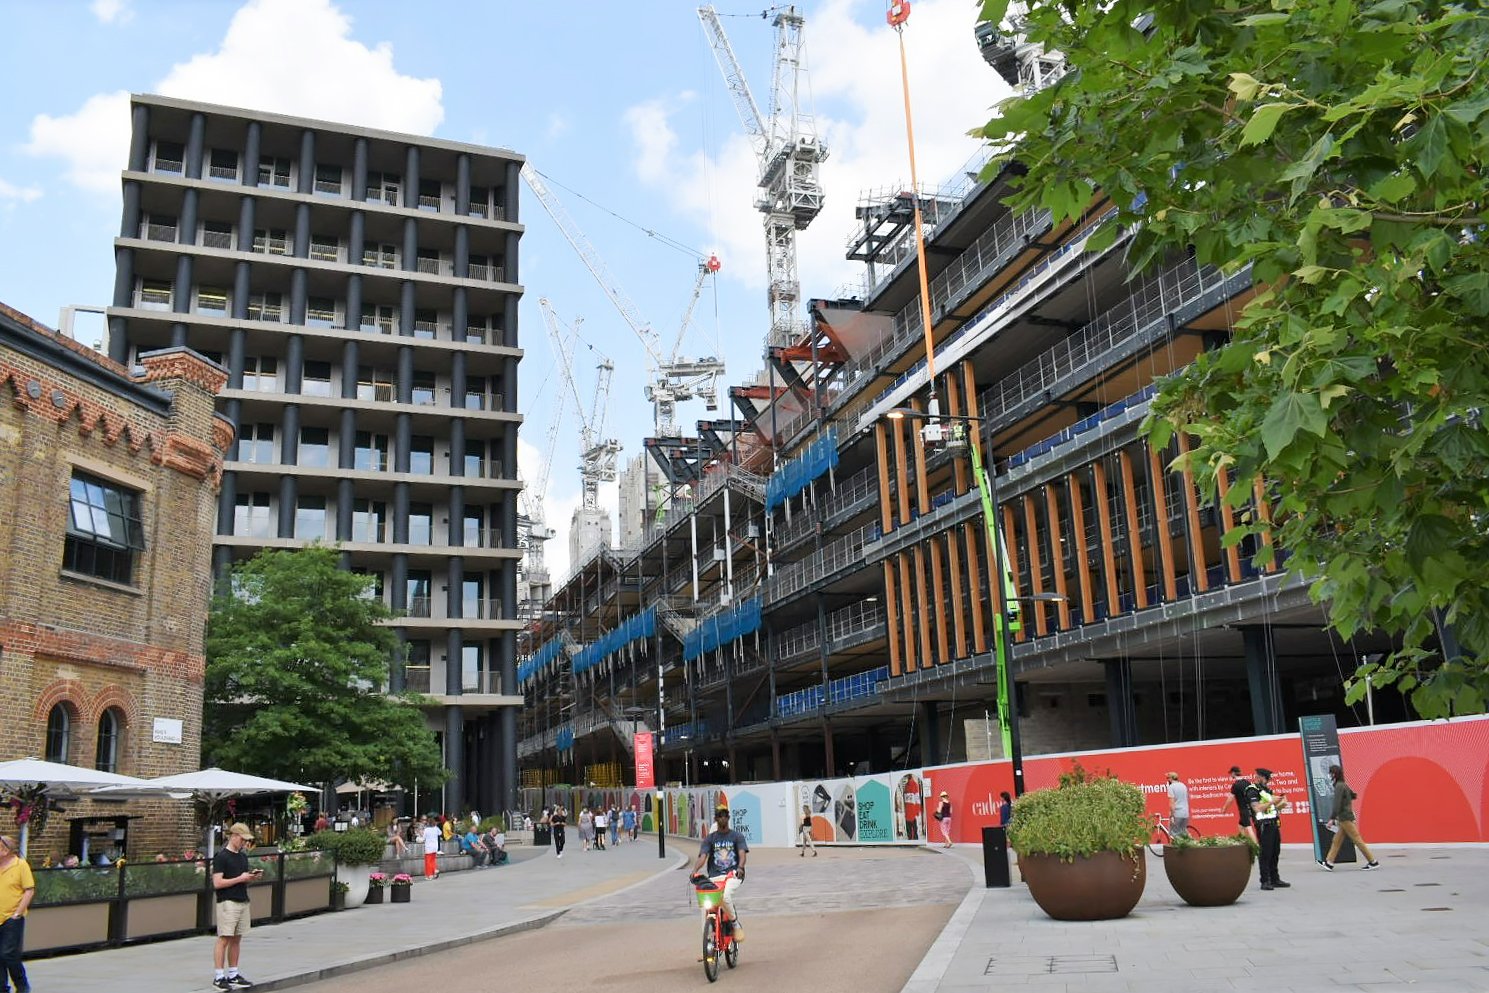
{"left": 538, "top": 298, "right": 622, "bottom": 514}
{"left": 698, "top": 4, "right": 828, "bottom": 348}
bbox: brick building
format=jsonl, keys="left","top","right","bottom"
{"left": 0, "top": 301, "right": 232, "bottom": 861}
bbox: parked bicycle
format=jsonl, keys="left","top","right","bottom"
{"left": 1147, "top": 813, "right": 1201, "bottom": 857}
{"left": 691, "top": 870, "right": 740, "bottom": 982}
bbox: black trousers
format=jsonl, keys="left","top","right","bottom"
{"left": 553, "top": 827, "right": 566, "bottom": 855}
{"left": 1257, "top": 819, "right": 1281, "bottom": 884}
{"left": 0, "top": 916, "right": 28, "bottom": 992}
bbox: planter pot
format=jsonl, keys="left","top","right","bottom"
{"left": 1163, "top": 844, "right": 1252, "bottom": 907}
{"left": 390, "top": 885, "right": 412, "bottom": 904}
{"left": 337, "top": 864, "right": 371, "bottom": 908}
{"left": 365, "top": 886, "right": 384, "bottom": 905}
{"left": 1019, "top": 850, "right": 1147, "bottom": 921}
{"left": 331, "top": 891, "right": 347, "bottom": 911}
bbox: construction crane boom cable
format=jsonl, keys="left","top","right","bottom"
{"left": 529, "top": 168, "right": 707, "bottom": 261}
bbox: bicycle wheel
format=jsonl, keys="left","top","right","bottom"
{"left": 702, "top": 915, "right": 720, "bottom": 982}
{"left": 1183, "top": 824, "right": 1201, "bottom": 841}
{"left": 1146, "top": 828, "right": 1169, "bottom": 858}
{"left": 725, "top": 929, "right": 739, "bottom": 969}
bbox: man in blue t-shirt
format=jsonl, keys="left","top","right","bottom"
{"left": 692, "top": 808, "right": 749, "bottom": 941}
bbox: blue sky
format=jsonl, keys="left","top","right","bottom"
{"left": 0, "top": 0, "right": 1005, "bottom": 582}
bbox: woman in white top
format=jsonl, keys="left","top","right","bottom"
{"left": 594, "top": 808, "right": 608, "bottom": 851}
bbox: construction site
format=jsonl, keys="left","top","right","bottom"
{"left": 513, "top": 4, "right": 1408, "bottom": 790}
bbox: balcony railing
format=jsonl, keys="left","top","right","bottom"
{"left": 461, "top": 599, "right": 505, "bottom": 620}
{"left": 406, "top": 596, "right": 432, "bottom": 618}
{"left": 768, "top": 522, "right": 878, "bottom": 602}
{"left": 314, "top": 178, "right": 342, "bottom": 196}
{"left": 144, "top": 223, "right": 177, "bottom": 242}
{"left": 416, "top": 257, "right": 443, "bottom": 275}
{"left": 208, "top": 164, "right": 238, "bottom": 181}
{"left": 154, "top": 156, "right": 183, "bottom": 175}
{"left": 418, "top": 194, "right": 442, "bottom": 211}
{"left": 201, "top": 229, "right": 233, "bottom": 250}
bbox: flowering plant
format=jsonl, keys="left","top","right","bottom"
{"left": 286, "top": 792, "right": 309, "bottom": 815}
{"left": 368, "top": 872, "right": 389, "bottom": 888}
{"left": 391, "top": 873, "right": 414, "bottom": 887}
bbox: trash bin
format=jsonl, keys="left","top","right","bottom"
{"left": 534, "top": 825, "right": 551, "bottom": 847}
{"left": 981, "top": 826, "right": 1010, "bottom": 888}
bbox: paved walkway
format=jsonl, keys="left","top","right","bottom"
{"left": 902, "top": 844, "right": 1489, "bottom": 993}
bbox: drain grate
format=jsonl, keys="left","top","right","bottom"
{"left": 985, "top": 955, "right": 1118, "bottom": 976}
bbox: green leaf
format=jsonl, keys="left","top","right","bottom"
{"left": 1443, "top": 90, "right": 1489, "bottom": 125}
{"left": 1412, "top": 114, "right": 1449, "bottom": 178}
{"left": 1366, "top": 171, "right": 1416, "bottom": 204}
{"left": 1240, "top": 103, "right": 1300, "bottom": 146}
{"left": 1227, "top": 72, "right": 1263, "bottom": 102}
{"left": 1443, "top": 272, "right": 1489, "bottom": 316}
{"left": 979, "top": 0, "right": 1011, "bottom": 25}
{"left": 1260, "top": 391, "right": 1328, "bottom": 460}
{"left": 1239, "top": 12, "right": 1291, "bottom": 26}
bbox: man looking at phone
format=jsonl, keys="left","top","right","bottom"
{"left": 211, "top": 823, "right": 260, "bottom": 989}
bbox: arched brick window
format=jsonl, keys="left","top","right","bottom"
{"left": 45, "top": 703, "right": 74, "bottom": 764}
{"left": 96, "top": 707, "right": 125, "bottom": 773}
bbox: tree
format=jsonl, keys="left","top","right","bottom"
{"left": 205, "top": 546, "right": 448, "bottom": 789}
{"left": 977, "top": 0, "right": 1489, "bottom": 716}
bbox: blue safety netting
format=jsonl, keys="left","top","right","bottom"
{"left": 764, "top": 428, "right": 839, "bottom": 511}
{"left": 572, "top": 606, "right": 657, "bottom": 677}
{"left": 682, "top": 597, "right": 763, "bottom": 662}
{"left": 517, "top": 636, "right": 568, "bottom": 685}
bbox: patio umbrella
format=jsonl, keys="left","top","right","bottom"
{"left": 97, "top": 767, "right": 316, "bottom": 857}
{"left": 0, "top": 758, "right": 159, "bottom": 857}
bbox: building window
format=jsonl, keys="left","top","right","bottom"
{"left": 412, "top": 309, "right": 438, "bottom": 338}
{"left": 305, "top": 298, "right": 337, "bottom": 329}
{"left": 302, "top": 360, "right": 333, "bottom": 397}
{"left": 309, "top": 235, "right": 340, "bottom": 263}
{"left": 143, "top": 213, "right": 177, "bottom": 243}
{"left": 463, "top": 507, "right": 484, "bottom": 547}
{"left": 411, "top": 371, "right": 437, "bottom": 406}
{"left": 295, "top": 495, "right": 329, "bottom": 541}
{"left": 462, "top": 577, "right": 484, "bottom": 619}
{"left": 152, "top": 141, "right": 184, "bottom": 174}
{"left": 360, "top": 305, "right": 396, "bottom": 335}
{"left": 299, "top": 426, "right": 330, "bottom": 468}
{"left": 196, "top": 286, "right": 229, "bottom": 317}
{"left": 208, "top": 148, "right": 239, "bottom": 182}
{"left": 234, "top": 493, "right": 273, "bottom": 538}
{"left": 356, "top": 367, "right": 394, "bottom": 404}
{"left": 138, "top": 279, "right": 173, "bottom": 311}
{"left": 408, "top": 504, "right": 433, "bottom": 546}
{"left": 462, "top": 643, "right": 482, "bottom": 689}
{"left": 465, "top": 315, "right": 491, "bottom": 344}
{"left": 418, "top": 179, "right": 442, "bottom": 211}
{"left": 409, "top": 436, "right": 434, "bottom": 475}
{"left": 45, "top": 704, "right": 73, "bottom": 763}
{"left": 258, "top": 156, "right": 291, "bottom": 188}
{"left": 202, "top": 220, "right": 234, "bottom": 250}
{"left": 468, "top": 185, "right": 490, "bottom": 218}
{"left": 464, "top": 441, "right": 486, "bottom": 478}
{"left": 243, "top": 356, "right": 278, "bottom": 391}
{"left": 351, "top": 568, "right": 385, "bottom": 601}
{"left": 253, "top": 228, "right": 290, "bottom": 256}
{"left": 415, "top": 250, "right": 442, "bottom": 276}
{"left": 65, "top": 472, "right": 144, "bottom": 586}
{"left": 464, "top": 376, "right": 487, "bottom": 410}
{"left": 351, "top": 499, "right": 387, "bottom": 542}
{"left": 95, "top": 708, "right": 123, "bottom": 773}
{"left": 406, "top": 571, "right": 432, "bottom": 617}
{"left": 247, "top": 291, "right": 283, "bottom": 322}
{"left": 366, "top": 171, "right": 400, "bottom": 206}
{"left": 404, "top": 640, "right": 431, "bottom": 692}
{"left": 239, "top": 423, "right": 275, "bottom": 464}
{"left": 314, "top": 163, "right": 343, "bottom": 196}
{"left": 354, "top": 431, "right": 389, "bottom": 470}
{"left": 363, "top": 243, "right": 397, "bottom": 269}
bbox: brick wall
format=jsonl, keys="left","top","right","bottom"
{"left": 1, "top": 308, "right": 230, "bottom": 862}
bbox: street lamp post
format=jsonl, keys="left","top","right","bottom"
{"left": 887, "top": 407, "right": 1062, "bottom": 797}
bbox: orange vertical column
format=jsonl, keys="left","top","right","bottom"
{"left": 1022, "top": 495, "right": 1049, "bottom": 636}
{"left": 1146, "top": 443, "right": 1179, "bottom": 602}
{"left": 1215, "top": 467, "right": 1242, "bottom": 583}
{"left": 1253, "top": 477, "right": 1278, "bottom": 572}
{"left": 1043, "top": 483, "right": 1073, "bottom": 629}
{"left": 963, "top": 522, "right": 987, "bottom": 653}
{"left": 1067, "top": 471, "right": 1095, "bottom": 626}
{"left": 1176, "top": 433, "right": 1210, "bottom": 594}
{"left": 910, "top": 397, "right": 949, "bottom": 667}
{"left": 875, "top": 424, "right": 903, "bottom": 676}
{"left": 1118, "top": 450, "right": 1150, "bottom": 610}
{"left": 1092, "top": 459, "right": 1122, "bottom": 616}
{"left": 1000, "top": 504, "right": 1026, "bottom": 642}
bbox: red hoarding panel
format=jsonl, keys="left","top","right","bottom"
{"left": 634, "top": 732, "right": 655, "bottom": 791}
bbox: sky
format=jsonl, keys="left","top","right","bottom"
{"left": 0, "top": 0, "right": 1007, "bottom": 586}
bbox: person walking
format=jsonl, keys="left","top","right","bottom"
{"left": 934, "top": 791, "right": 954, "bottom": 848}
{"left": 1318, "top": 764, "right": 1381, "bottom": 871}
{"left": 798, "top": 804, "right": 818, "bottom": 856}
{"left": 579, "top": 807, "right": 594, "bottom": 851}
{"left": 1247, "top": 768, "right": 1291, "bottom": 890}
{"left": 594, "top": 807, "right": 608, "bottom": 850}
{"left": 1166, "top": 772, "right": 1191, "bottom": 837}
{"left": 421, "top": 816, "right": 441, "bottom": 880}
{"left": 551, "top": 805, "right": 568, "bottom": 858}
{"left": 0, "top": 833, "right": 35, "bottom": 993}
{"left": 1221, "top": 764, "right": 1258, "bottom": 843}
{"left": 622, "top": 805, "right": 637, "bottom": 842}
{"left": 609, "top": 805, "right": 621, "bottom": 847}
{"left": 998, "top": 791, "right": 1013, "bottom": 827}
{"left": 210, "top": 823, "right": 261, "bottom": 989}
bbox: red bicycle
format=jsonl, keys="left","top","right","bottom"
{"left": 691, "top": 870, "right": 740, "bottom": 982}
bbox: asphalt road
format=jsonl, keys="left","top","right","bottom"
{"left": 295, "top": 846, "right": 966, "bottom": 993}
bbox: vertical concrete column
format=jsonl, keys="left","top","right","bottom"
{"left": 447, "top": 485, "right": 465, "bottom": 545}
{"left": 120, "top": 182, "right": 142, "bottom": 238}
{"left": 284, "top": 334, "right": 304, "bottom": 393}
{"left": 185, "top": 112, "right": 206, "bottom": 179}
{"left": 298, "top": 130, "right": 316, "bottom": 195}
{"left": 405, "top": 146, "right": 421, "bottom": 209}
{"left": 1243, "top": 626, "right": 1283, "bottom": 735}
{"left": 108, "top": 248, "right": 135, "bottom": 364}
{"left": 503, "top": 161, "right": 520, "bottom": 222}
{"left": 236, "top": 197, "right": 256, "bottom": 251}
{"left": 344, "top": 274, "right": 363, "bottom": 338}
{"left": 455, "top": 154, "right": 470, "bottom": 215}
{"left": 179, "top": 188, "right": 200, "bottom": 245}
{"left": 293, "top": 202, "right": 311, "bottom": 258}
{"left": 1104, "top": 658, "right": 1138, "bottom": 747}
{"left": 449, "top": 352, "right": 467, "bottom": 412}
{"left": 400, "top": 280, "right": 417, "bottom": 336}
{"left": 127, "top": 103, "right": 151, "bottom": 172}
{"left": 451, "top": 287, "right": 468, "bottom": 343}
{"left": 352, "top": 137, "right": 368, "bottom": 201}
{"left": 290, "top": 270, "right": 308, "bottom": 326}
{"left": 336, "top": 476, "right": 354, "bottom": 543}
{"left": 216, "top": 466, "right": 238, "bottom": 539}
{"left": 278, "top": 402, "right": 300, "bottom": 539}
{"left": 504, "top": 231, "right": 519, "bottom": 284}
{"left": 502, "top": 295, "right": 518, "bottom": 349}
{"left": 402, "top": 218, "right": 418, "bottom": 276}
{"left": 278, "top": 475, "right": 298, "bottom": 539}
{"left": 445, "top": 706, "right": 464, "bottom": 815}
{"left": 241, "top": 121, "right": 261, "bottom": 188}
{"left": 454, "top": 227, "right": 469, "bottom": 278}
{"left": 348, "top": 215, "right": 366, "bottom": 272}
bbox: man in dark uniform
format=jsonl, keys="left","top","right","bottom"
{"left": 1221, "top": 765, "right": 1257, "bottom": 843}
{"left": 1247, "top": 768, "right": 1290, "bottom": 890}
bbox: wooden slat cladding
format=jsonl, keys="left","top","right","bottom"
{"left": 1068, "top": 470, "right": 1096, "bottom": 625}
{"left": 1176, "top": 433, "right": 1209, "bottom": 594}
{"left": 1147, "top": 444, "right": 1179, "bottom": 602}
{"left": 1118, "top": 449, "right": 1149, "bottom": 610}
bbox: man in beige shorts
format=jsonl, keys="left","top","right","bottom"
{"left": 211, "top": 823, "right": 261, "bottom": 989}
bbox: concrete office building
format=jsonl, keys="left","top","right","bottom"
{"left": 105, "top": 95, "right": 526, "bottom": 814}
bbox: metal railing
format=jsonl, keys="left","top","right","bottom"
{"left": 209, "top": 164, "right": 238, "bottom": 181}
{"left": 418, "top": 194, "right": 442, "bottom": 211}
{"left": 416, "top": 257, "right": 443, "bottom": 275}
{"left": 771, "top": 466, "right": 876, "bottom": 548}
{"left": 201, "top": 229, "right": 233, "bottom": 250}
{"left": 775, "top": 598, "right": 886, "bottom": 661}
{"left": 314, "top": 178, "right": 342, "bottom": 196}
{"left": 144, "top": 223, "right": 177, "bottom": 242}
{"left": 768, "top": 522, "right": 877, "bottom": 602}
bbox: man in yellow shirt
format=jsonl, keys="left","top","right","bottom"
{"left": 0, "top": 833, "right": 35, "bottom": 993}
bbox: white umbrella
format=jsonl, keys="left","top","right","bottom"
{"left": 0, "top": 758, "right": 159, "bottom": 857}
{"left": 96, "top": 767, "right": 316, "bottom": 857}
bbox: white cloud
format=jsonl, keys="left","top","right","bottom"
{"left": 627, "top": 0, "right": 1008, "bottom": 303}
{"left": 0, "top": 177, "right": 43, "bottom": 204}
{"left": 26, "top": 0, "right": 444, "bottom": 196}
{"left": 90, "top": 0, "right": 133, "bottom": 24}
{"left": 545, "top": 113, "right": 570, "bottom": 141}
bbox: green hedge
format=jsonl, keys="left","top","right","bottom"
{"left": 1007, "top": 763, "right": 1150, "bottom": 862}
{"left": 305, "top": 828, "right": 386, "bottom": 866}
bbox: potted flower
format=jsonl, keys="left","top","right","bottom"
{"left": 366, "top": 871, "right": 388, "bottom": 904}
{"left": 331, "top": 880, "right": 349, "bottom": 911}
{"left": 1006, "top": 763, "right": 1151, "bottom": 921}
{"left": 390, "top": 872, "right": 414, "bottom": 903}
{"left": 308, "top": 828, "right": 386, "bottom": 909}
{"left": 1161, "top": 832, "right": 1257, "bottom": 907}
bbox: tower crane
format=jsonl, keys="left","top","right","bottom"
{"left": 537, "top": 298, "right": 622, "bottom": 511}
{"left": 698, "top": 4, "right": 828, "bottom": 348}
{"left": 518, "top": 377, "right": 566, "bottom": 599}
{"left": 521, "top": 164, "right": 725, "bottom": 437}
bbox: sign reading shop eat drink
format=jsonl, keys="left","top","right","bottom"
{"left": 634, "top": 732, "right": 656, "bottom": 791}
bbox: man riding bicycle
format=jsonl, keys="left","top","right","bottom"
{"left": 692, "top": 807, "right": 749, "bottom": 942}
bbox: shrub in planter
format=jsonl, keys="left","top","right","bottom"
{"left": 1162, "top": 832, "right": 1257, "bottom": 907}
{"left": 1006, "top": 764, "right": 1151, "bottom": 921}
{"left": 331, "top": 881, "right": 349, "bottom": 911}
{"left": 307, "top": 829, "right": 385, "bottom": 908}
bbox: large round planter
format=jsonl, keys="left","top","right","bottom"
{"left": 1162, "top": 844, "right": 1252, "bottom": 907}
{"left": 337, "top": 864, "right": 371, "bottom": 909}
{"left": 1019, "top": 850, "right": 1146, "bottom": 921}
